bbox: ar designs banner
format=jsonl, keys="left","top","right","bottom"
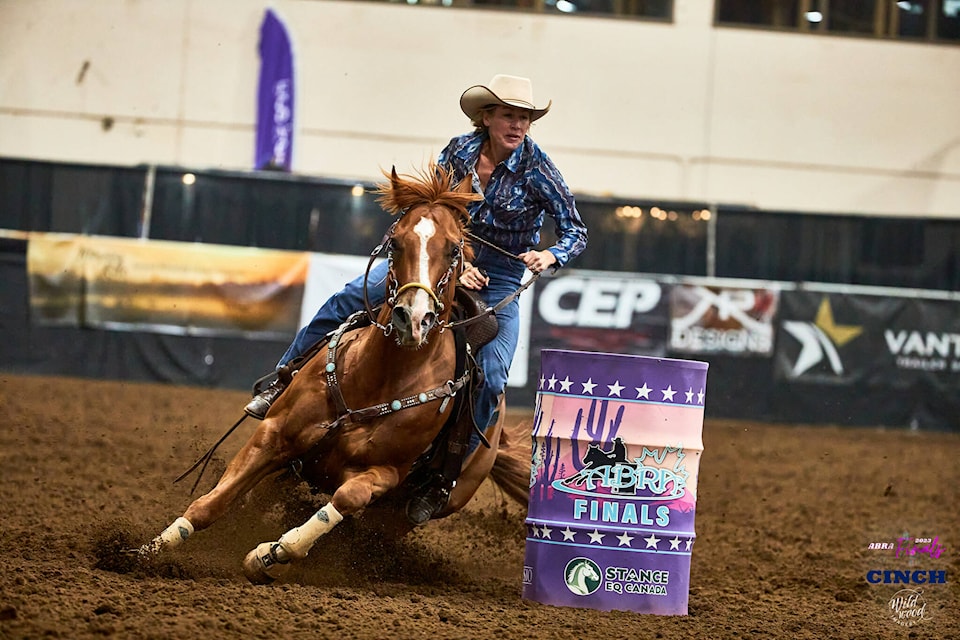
{"left": 27, "top": 234, "right": 307, "bottom": 338}
{"left": 255, "top": 8, "right": 295, "bottom": 171}
{"left": 669, "top": 284, "right": 779, "bottom": 357}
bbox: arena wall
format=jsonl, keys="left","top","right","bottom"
{"left": 1, "top": 0, "right": 959, "bottom": 216}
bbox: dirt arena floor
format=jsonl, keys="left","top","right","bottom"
{"left": 1, "top": 374, "right": 957, "bottom": 639}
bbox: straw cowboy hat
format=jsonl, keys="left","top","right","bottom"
{"left": 460, "top": 74, "right": 552, "bottom": 122}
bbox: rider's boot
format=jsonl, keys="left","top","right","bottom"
{"left": 244, "top": 378, "right": 288, "bottom": 420}
{"left": 405, "top": 478, "right": 453, "bottom": 526}
{"left": 405, "top": 417, "right": 472, "bottom": 526}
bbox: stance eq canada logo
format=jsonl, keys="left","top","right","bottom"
{"left": 564, "top": 557, "right": 602, "bottom": 596}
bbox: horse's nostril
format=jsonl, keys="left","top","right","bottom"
{"left": 392, "top": 307, "right": 411, "bottom": 331}
{"left": 422, "top": 312, "right": 436, "bottom": 331}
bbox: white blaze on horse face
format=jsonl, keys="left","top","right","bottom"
{"left": 409, "top": 217, "right": 437, "bottom": 316}
{"left": 413, "top": 217, "right": 436, "bottom": 286}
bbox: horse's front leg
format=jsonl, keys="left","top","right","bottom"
{"left": 139, "top": 420, "right": 290, "bottom": 556}
{"left": 242, "top": 466, "right": 399, "bottom": 584}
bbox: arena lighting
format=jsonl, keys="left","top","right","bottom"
{"left": 351, "top": 184, "right": 365, "bottom": 197}
{"left": 181, "top": 173, "right": 196, "bottom": 186}
{"left": 616, "top": 205, "right": 712, "bottom": 222}
{"left": 805, "top": 10, "right": 823, "bottom": 23}
{"left": 556, "top": 0, "right": 577, "bottom": 13}
{"left": 650, "top": 206, "right": 667, "bottom": 220}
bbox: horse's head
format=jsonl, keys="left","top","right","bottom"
{"left": 376, "top": 165, "right": 479, "bottom": 348}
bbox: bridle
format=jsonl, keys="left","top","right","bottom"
{"left": 362, "top": 211, "right": 463, "bottom": 341}
{"left": 362, "top": 213, "right": 553, "bottom": 339}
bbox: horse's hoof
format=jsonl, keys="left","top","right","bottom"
{"left": 242, "top": 542, "right": 291, "bottom": 585}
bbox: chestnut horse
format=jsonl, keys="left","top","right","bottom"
{"left": 139, "top": 166, "right": 530, "bottom": 583}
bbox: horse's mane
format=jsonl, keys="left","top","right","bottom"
{"left": 376, "top": 164, "right": 479, "bottom": 227}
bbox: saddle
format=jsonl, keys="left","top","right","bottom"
{"left": 453, "top": 288, "right": 499, "bottom": 352}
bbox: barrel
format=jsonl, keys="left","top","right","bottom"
{"left": 522, "top": 349, "right": 708, "bottom": 615}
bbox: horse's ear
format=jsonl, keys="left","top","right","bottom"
{"left": 390, "top": 166, "right": 401, "bottom": 190}
{"left": 454, "top": 175, "right": 474, "bottom": 195}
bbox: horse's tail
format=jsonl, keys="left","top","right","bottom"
{"left": 489, "top": 418, "right": 533, "bottom": 506}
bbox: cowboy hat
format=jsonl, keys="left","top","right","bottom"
{"left": 460, "top": 74, "right": 551, "bottom": 122}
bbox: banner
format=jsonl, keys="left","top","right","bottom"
{"left": 531, "top": 272, "right": 668, "bottom": 354}
{"left": 775, "top": 291, "right": 960, "bottom": 389}
{"left": 515, "top": 271, "right": 669, "bottom": 404}
{"left": 669, "top": 284, "right": 779, "bottom": 357}
{"left": 254, "top": 8, "right": 295, "bottom": 171}
{"left": 27, "top": 234, "right": 307, "bottom": 339}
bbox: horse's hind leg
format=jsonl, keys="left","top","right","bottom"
{"left": 139, "top": 423, "right": 287, "bottom": 556}
{"left": 242, "top": 466, "right": 398, "bottom": 584}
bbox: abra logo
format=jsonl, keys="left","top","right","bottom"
{"left": 563, "top": 557, "right": 602, "bottom": 596}
{"left": 553, "top": 437, "right": 688, "bottom": 501}
{"left": 888, "top": 589, "right": 928, "bottom": 627}
{"left": 782, "top": 297, "right": 863, "bottom": 377}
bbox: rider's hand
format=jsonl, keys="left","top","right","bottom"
{"left": 519, "top": 249, "right": 557, "bottom": 274}
{"left": 459, "top": 264, "right": 489, "bottom": 290}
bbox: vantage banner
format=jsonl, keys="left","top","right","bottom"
{"left": 774, "top": 290, "right": 960, "bottom": 389}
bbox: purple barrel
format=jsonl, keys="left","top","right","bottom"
{"left": 522, "top": 349, "right": 708, "bottom": 615}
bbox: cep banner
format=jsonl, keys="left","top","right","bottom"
{"left": 530, "top": 270, "right": 668, "bottom": 355}
{"left": 669, "top": 284, "right": 779, "bottom": 357}
{"left": 255, "top": 8, "right": 295, "bottom": 171}
{"left": 27, "top": 233, "right": 307, "bottom": 338}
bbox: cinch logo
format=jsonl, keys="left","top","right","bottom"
{"left": 552, "top": 437, "right": 688, "bottom": 501}
{"left": 782, "top": 297, "right": 862, "bottom": 377}
{"left": 866, "top": 570, "right": 947, "bottom": 585}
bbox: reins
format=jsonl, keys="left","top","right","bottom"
{"left": 444, "top": 230, "right": 552, "bottom": 330}
{"left": 175, "top": 212, "right": 544, "bottom": 494}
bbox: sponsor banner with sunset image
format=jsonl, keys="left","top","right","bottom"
{"left": 27, "top": 233, "right": 307, "bottom": 339}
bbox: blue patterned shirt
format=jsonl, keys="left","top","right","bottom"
{"left": 438, "top": 131, "right": 588, "bottom": 267}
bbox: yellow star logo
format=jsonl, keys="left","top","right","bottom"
{"left": 814, "top": 298, "right": 862, "bottom": 346}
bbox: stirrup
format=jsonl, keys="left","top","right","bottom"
{"left": 405, "top": 484, "right": 451, "bottom": 526}
{"left": 244, "top": 381, "right": 285, "bottom": 420}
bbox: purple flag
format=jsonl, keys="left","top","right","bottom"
{"left": 255, "top": 9, "right": 294, "bottom": 171}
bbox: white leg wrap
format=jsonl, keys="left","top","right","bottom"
{"left": 141, "top": 516, "right": 194, "bottom": 556}
{"left": 277, "top": 503, "right": 343, "bottom": 560}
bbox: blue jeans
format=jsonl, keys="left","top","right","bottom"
{"left": 278, "top": 245, "right": 524, "bottom": 452}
